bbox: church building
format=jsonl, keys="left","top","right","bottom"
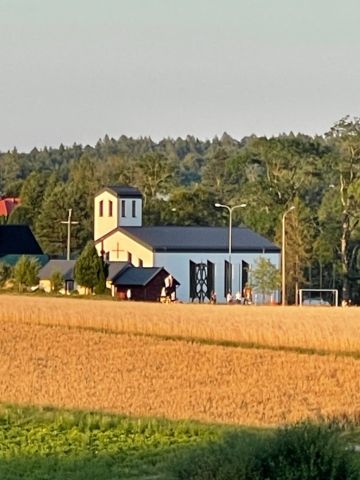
{"left": 94, "top": 186, "right": 281, "bottom": 303}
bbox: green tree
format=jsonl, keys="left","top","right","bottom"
{"left": 162, "top": 185, "right": 223, "bottom": 226}
{"left": 251, "top": 257, "right": 281, "bottom": 303}
{"left": 18, "top": 171, "right": 50, "bottom": 227}
{"left": 74, "top": 241, "right": 104, "bottom": 294}
{"left": 134, "top": 153, "right": 176, "bottom": 205}
{"left": 13, "top": 256, "right": 40, "bottom": 293}
{"left": 50, "top": 270, "right": 64, "bottom": 292}
{"left": 7, "top": 205, "right": 33, "bottom": 225}
{"left": 35, "top": 183, "right": 70, "bottom": 255}
{"left": 325, "top": 116, "right": 360, "bottom": 300}
{"left": 0, "top": 262, "right": 12, "bottom": 287}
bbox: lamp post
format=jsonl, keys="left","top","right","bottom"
{"left": 215, "top": 202, "right": 247, "bottom": 293}
{"left": 281, "top": 205, "right": 295, "bottom": 306}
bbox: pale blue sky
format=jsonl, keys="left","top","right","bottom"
{"left": 0, "top": 0, "right": 359, "bottom": 152}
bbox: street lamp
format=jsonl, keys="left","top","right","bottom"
{"left": 215, "top": 202, "right": 247, "bottom": 293}
{"left": 281, "top": 205, "right": 295, "bottom": 306}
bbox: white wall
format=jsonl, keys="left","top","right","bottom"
{"left": 154, "top": 251, "right": 281, "bottom": 303}
{"left": 118, "top": 198, "right": 142, "bottom": 227}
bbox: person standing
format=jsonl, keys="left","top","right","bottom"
{"left": 226, "top": 292, "right": 233, "bottom": 304}
{"left": 210, "top": 290, "right": 217, "bottom": 304}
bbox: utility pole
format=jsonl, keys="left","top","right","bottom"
{"left": 61, "top": 209, "right": 79, "bottom": 260}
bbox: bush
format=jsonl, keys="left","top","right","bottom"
{"left": 13, "top": 255, "right": 40, "bottom": 293}
{"left": 169, "top": 432, "right": 258, "bottom": 480}
{"left": 0, "top": 262, "right": 12, "bottom": 287}
{"left": 170, "top": 422, "right": 358, "bottom": 480}
{"left": 254, "top": 421, "right": 358, "bottom": 480}
{"left": 50, "top": 270, "right": 64, "bottom": 292}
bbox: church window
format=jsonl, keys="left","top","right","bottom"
{"left": 109, "top": 200, "right": 113, "bottom": 217}
{"left": 224, "top": 260, "right": 232, "bottom": 296}
{"left": 132, "top": 200, "right": 136, "bottom": 217}
{"left": 121, "top": 200, "right": 126, "bottom": 217}
{"left": 138, "top": 258, "right": 143, "bottom": 267}
{"left": 128, "top": 252, "right": 132, "bottom": 262}
{"left": 99, "top": 200, "right": 103, "bottom": 217}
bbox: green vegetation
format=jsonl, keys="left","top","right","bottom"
{"left": 251, "top": 257, "right": 281, "bottom": 303}
{"left": 13, "top": 255, "right": 40, "bottom": 292}
{"left": 171, "top": 422, "right": 360, "bottom": 480}
{"left": 74, "top": 241, "right": 107, "bottom": 294}
{"left": 0, "top": 404, "right": 223, "bottom": 479}
{"left": 0, "top": 405, "right": 360, "bottom": 480}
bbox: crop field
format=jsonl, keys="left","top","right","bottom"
{"left": 1, "top": 294, "right": 360, "bottom": 427}
{"left": 1, "top": 294, "right": 360, "bottom": 353}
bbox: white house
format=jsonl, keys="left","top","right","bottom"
{"left": 94, "top": 186, "right": 281, "bottom": 303}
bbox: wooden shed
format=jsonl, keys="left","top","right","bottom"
{"left": 112, "top": 266, "right": 179, "bottom": 301}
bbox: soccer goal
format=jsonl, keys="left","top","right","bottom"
{"left": 298, "top": 288, "right": 338, "bottom": 307}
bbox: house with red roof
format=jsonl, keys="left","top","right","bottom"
{"left": 0, "top": 197, "right": 20, "bottom": 219}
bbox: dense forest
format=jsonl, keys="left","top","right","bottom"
{"left": 1, "top": 116, "right": 360, "bottom": 303}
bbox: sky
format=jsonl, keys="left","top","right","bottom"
{"left": 0, "top": 0, "right": 360, "bottom": 152}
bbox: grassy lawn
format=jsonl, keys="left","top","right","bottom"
{"left": 0, "top": 404, "right": 244, "bottom": 480}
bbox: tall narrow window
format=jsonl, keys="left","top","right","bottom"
{"left": 99, "top": 200, "right": 103, "bottom": 217}
{"left": 224, "top": 260, "right": 232, "bottom": 297}
{"left": 132, "top": 200, "right": 136, "bottom": 218}
{"left": 127, "top": 252, "right": 132, "bottom": 263}
{"left": 138, "top": 258, "right": 143, "bottom": 267}
{"left": 121, "top": 200, "right": 126, "bottom": 217}
{"left": 109, "top": 200, "right": 113, "bottom": 217}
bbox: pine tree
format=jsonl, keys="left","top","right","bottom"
{"left": 74, "top": 241, "right": 104, "bottom": 294}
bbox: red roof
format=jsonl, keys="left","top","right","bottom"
{"left": 0, "top": 197, "right": 20, "bottom": 216}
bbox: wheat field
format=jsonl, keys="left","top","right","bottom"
{"left": 1, "top": 294, "right": 360, "bottom": 426}
{"left": 1, "top": 294, "right": 360, "bottom": 353}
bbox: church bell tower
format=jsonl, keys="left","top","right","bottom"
{"left": 94, "top": 185, "right": 143, "bottom": 241}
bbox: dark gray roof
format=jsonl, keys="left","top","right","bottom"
{"left": 98, "top": 185, "right": 142, "bottom": 198}
{"left": 121, "top": 226, "right": 280, "bottom": 253}
{"left": 0, "top": 225, "right": 43, "bottom": 255}
{"left": 39, "top": 260, "right": 76, "bottom": 280}
{"left": 107, "top": 261, "right": 132, "bottom": 281}
{"left": 113, "top": 266, "right": 164, "bottom": 286}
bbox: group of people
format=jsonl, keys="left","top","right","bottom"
{"left": 210, "top": 284, "right": 253, "bottom": 305}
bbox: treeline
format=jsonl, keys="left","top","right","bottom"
{"left": 1, "top": 116, "right": 360, "bottom": 302}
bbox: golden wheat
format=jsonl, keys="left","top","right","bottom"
{"left": 1, "top": 319, "right": 360, "bottom": 426}
{"left": 1, "top": 294, "right": 360, "bottom": 352}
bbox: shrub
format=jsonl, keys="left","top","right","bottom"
{"left": 254, "top": 421, "right": 358, "bottom": 480}
{"left": 50, "top": 270, "right": 64, "bottom": 292}
{"left": 170, "top": 422, "right": 358, "bottom": 480}
{"left": 13, "top": 255, "right": 40, "bottom": 293}
{"left": 169, "top": 432, "right": 258, "bottom": 480}
{"left": 0, "top": 262, "right": 12, "bottom": 287}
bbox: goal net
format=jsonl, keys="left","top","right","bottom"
{"left": 298, "top": 289, "right": 338, "bottom": 307}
